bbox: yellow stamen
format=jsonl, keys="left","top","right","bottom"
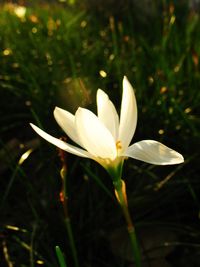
{"left": 116, "top": 140, "right": 122, "bottom": 150}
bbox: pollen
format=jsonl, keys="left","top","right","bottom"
{"left": 116, "top": 140, "right": 122, "bottom": 150}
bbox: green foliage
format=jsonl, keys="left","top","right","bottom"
{"left": 56, "top": 246, "right": 68, "bottom": 267}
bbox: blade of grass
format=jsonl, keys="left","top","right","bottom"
{"left": 55, "top": 246, "right": 68, "bottom": 267}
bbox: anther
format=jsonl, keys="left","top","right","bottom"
{"left": 116, "top": 140, "right": 122, "bottom": 150}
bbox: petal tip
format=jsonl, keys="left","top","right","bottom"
{"left": 76, "top": 107, "right": 83, "bottom": 113}
{"left": 123, "top": 75, "right": 128, "bottom": 81}
{"left": 75, "top": 107, "right": 85, "bottom": 118}
{"left": 97, "top": 88, "right": 102, "bottom": 93}
{"left": 29, "top": 123, "right": 37, "bottom": 130}
{"left": 123, "top": 75, "right": 130, "bottom": 85}
{"left": 176, "top": 154, "right": 184, "bottom": 164}
{"left": 97, "top": 88, "right": 108, "bottom": 99}
{"left": 29, "top": 123, "right": 44, "bottom": 137}
{"left": 53, "top": 106, "right": 63, "bottom": 114}
{"left": 123, "top": 75, "right": 133, "bottom": 90}
{"left": 169, "top": 149, "right": 184, "bottom": 165}
{"left": 53, "top": 107, "right": 64, "bottom": 120}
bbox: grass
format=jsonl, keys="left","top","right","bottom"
{"left": 0, "top": 1, "right": 200, "bottom": 266}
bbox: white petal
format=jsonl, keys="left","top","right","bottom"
{"left": 75, "top": 108, "right": 117, "bottom": 160}
{"left": 97, "top": 89, "right": 119, "bottom": 140}
{"left": 119, "top": 76, "right": 137, "bottom": 151}
{"left": 124, "top": 140, "right": 184, "bottom": 165}
{"left": 54, "top": 107, "right": 82, "bottom": 146}
{"left": 30, "top": 123, "right": 90, "bottom": 158}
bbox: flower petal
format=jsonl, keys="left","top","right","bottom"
{"left": 75, "top": 108, "right": 117, "bottom": 160}
{"left": 30, "top": 123, "right": 90, "bottom": 158}
{"left": 119, "top": 76, "right": 137, "bottom": 151}
{"left": 124, "top": 140, "right": 184, "bottom": 165}
{"left": 54, "top": 107, "right": 82, "bottom": 146}
{"left": 97, "top": 89, "right": 119, "bottom": 140}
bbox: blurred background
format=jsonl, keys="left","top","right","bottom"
{"left": 0, "top": 0, "right": 200, "bottom": 266}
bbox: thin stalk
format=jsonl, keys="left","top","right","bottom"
{"left": 109, "top": 16, "right": 121, "bottom": 80}
{"left": 113, "top": 179, "right": 142, "bottom": 267}
{"left": 64, "top": 217, "right": 79, "bottom": 267}
{"left": 55, "top": 246, "right": 68, "bottom": 267}
{"left": 59, "top": 146, "right": 80, "bottom": 267}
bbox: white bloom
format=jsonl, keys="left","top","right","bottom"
{"left": 30, "top": 76, "right": 184, "bottom": 175}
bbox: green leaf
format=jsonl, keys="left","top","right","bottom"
{"left": 55, "top": 246, "right": 67, "bottom": 267}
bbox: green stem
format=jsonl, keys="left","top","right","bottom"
{"left": 60, "top": 166, "right": 80, "bottom": 267}
{"left": 55, "top": 246, "right": 68, "bottom": 267}
{"left": 64, "top": 217, "right": 79, "bottom": 267}
{"left": 113, "top": 179, "right": 142, "bottom": 267}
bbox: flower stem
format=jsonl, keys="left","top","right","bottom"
{"left": 113, "top": 179, "right": 142, "bottom": 267}
{"left": 64, "top": 217, "right": 79, "bottom": 267}
{"left": 59, "top": 147, "right": 80, "bottom": 267}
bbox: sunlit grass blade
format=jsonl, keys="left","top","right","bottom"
{"left": 55, "top": 246, "right": 68, "bottom": 267}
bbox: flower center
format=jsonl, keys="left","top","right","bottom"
{"left": 116, "top": 140, "right": 122, "bottom": 151}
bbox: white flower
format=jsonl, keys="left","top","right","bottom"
{"left": 30, "top": 76, "right": 184, "bottom": 177}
